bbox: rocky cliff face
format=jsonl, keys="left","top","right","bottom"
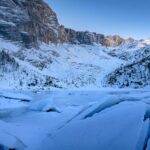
{"left": 64, "top": 28, "right": 105, "bottom": 45}
{"left": 0, "top": 0, "right": 129, "bottom": 47}
{"left": 0, "top": 0, "right": 66, "bottom": 47}
{"left": 64, "top": 28, "right": 125, "bottom": 46}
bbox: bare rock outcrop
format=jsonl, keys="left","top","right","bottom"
{"left": 0, "top": 0, "right": 64, "bottom": 47}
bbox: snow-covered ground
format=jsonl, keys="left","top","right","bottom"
{"left": 0, "top": 38, "right": 127, "bottom": 89}
{"left": 0, "top": 89, "right": 150, "bottom": 150}
{"left": 0, "top": 37, "right": 150, "bottom": 89}
{"left": 0, "top": 38, "right": 150, "bottom": 149}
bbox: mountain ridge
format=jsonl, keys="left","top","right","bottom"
{"left": 0, "top": 0, "right": 136, "bottom": 48}
{"left": 0, "top": 0, "right": 149, "bottom": 89}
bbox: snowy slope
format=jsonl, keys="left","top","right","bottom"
{"left": 0, "top": 38, "right": 126, "bottom": 89}
{"left": 1, "top": 37, "right": 150, "bottom": 89}
{"left": 105, "top": 55, "right": 150, "bottom": 88}
{"left": 0, "top": 0, "right": 150, "bottom": 89}
{"left": 0, "top": 45, "right": 59, "bottom": 90}
{"left": 105, "top": 40, "right": 150, "bottom": 62}
{"left": 103, "top": 40, "right": 150, "bottom": 88}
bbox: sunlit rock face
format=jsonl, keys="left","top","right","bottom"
{"left": 0, "top": 0, "right": 65, "bottom": 47}
{"left": 124, "top": 37, "right": 135, "bottom": 44}
{"left": 0, "top": 0, "right": 129, "bottom": 47}
{"left": 64, "top": 28, "right": 105, "bottom": 45}
{"left": 64, "top": 29, "right": 126, "bottom": 46}
{"left": 103, "top": 35, "right": 124, "bottom": 47}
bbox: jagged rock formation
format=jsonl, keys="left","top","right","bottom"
{"left": 103, "top": 35, "right": 124, "bottom": 46}
{"left": 0, "top": 0, "right": 129, "bottom": 47}
{"left": 64, "top": 29, "right": 125, "bottom": 46}
{"left": 124, "top": 37, "right": 135, "bottom": 44}
{"left": 64, "top": 28, "right": 105, "bottom": 45}
{"left": 105, "top": 55, "right": 150, "bottom": 88}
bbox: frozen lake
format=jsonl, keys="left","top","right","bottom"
{"left": 0, "top": 89, "right": 150, "bottom": 150}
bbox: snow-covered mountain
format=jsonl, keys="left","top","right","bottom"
{"left": 0, "top": 49, "right": 59, "bottom": 89}
{"left": 104, "top": 40, "right": 150, "bottom": 88}
{"left": 1, "top": 1, "right": 150, "bottom": 150}
{"left": 105, "top": 55, "right": 150, "bottom": 88}
{"left": 0, "top": 40, "right": 126, "bottom": 89}
{"left": 0, "top": 0, "right": 150, "bottom": 89}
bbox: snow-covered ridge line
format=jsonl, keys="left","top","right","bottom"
{"left": 105, "top": 55, "right": 150, "bottom": 88}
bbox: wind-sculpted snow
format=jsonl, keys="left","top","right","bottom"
{"left": 42, "top": 102, "right": 147, "bottom": 150}
{"left": 82, "top": 95, "right": 141, "bottom": 119}
{"left": 0, "top": 89, "right": 150, "bottom": 150}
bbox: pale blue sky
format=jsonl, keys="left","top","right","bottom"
{"left": 45, "top": 0, "right": 150, "bottom": 39}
